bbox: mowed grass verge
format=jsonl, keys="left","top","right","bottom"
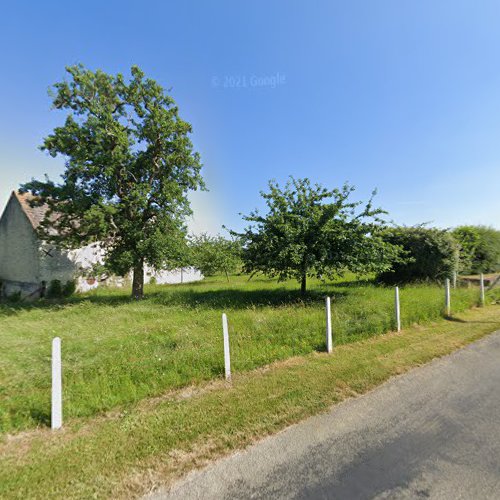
{"left": 0, "top": 275, "right": 485, "bottom": 433}
{"left": 0, "top": 305, "right": 499, "bottom": 499}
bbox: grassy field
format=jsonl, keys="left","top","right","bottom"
{"left": 0, "top": 304, "right": 499, "bottom": 499}
{"left": 0, "top": 274, "right": 485, "bottom": 434}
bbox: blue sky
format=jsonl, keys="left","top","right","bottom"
{"left": 1, "top": 0, "right": 499, "bottom": 233}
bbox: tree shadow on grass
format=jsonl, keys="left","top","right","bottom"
{"left": 0, "top": 285, "right": 353, "bottom": 315}
{"left": 147, "top": 287, "right": 351, "bottom": 309}
{"left": 445, "top": 316, "right": 468, "bottom": 323}
{"left": 0, "top": 293, "right": 132, "bottom": 317}
{"left": 445, "top": 316, "right": 500, "bottom": 325}
{"left": 326, "top": 278, "right": 377, "bottom": 288}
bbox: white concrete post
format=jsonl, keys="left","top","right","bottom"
{"left": 480, "top": 273, "right": 485, "bottom": 306}
{"left": 222, "top": 313, "right": 231, "bottom": 381}
{"left": 445, "top": 278, "right": 451, "bottom": 317}
{"left": 325, "top": 297, "right": 333, "bottom": 353}
{"left": 395, "top": 286, "right": 401, "bottom": 332}
{"left": 51, "top": 337, "right": 62, "bottom": 430}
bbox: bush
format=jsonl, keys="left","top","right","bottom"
{"left": 47, "top": 279, "right": 76, "bottom": 298}
{"left": 62, "top": 280, "right": 76, "bottom": 297}
{"left": 452, "top": 225, "right": 500, "bottom": 274}
{"left": 7, "top": 291, "right": 22, "bottom": 303}
{"left": 377, "top": 227, "right": 459, "bottom": 284}
{"left": 47, "top": 279, "right": 62, "bottom": 298}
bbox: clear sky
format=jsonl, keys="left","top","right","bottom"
{"left": 1, "top": 0, "right": 499, "bottom": 234}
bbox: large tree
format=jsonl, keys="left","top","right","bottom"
{"left": 233, "top": 177, "right": 401, "bottom": 294}
{"left": 22, "top": 65, "right": 204, "bottom": 299}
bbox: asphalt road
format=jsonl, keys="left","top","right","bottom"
{"left": 149, "top": 331, "right": 500, "bottom": 500}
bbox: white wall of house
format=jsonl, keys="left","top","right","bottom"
{"left": 66, "top": 245, "right": 204, "bottom": 290}
{"left": 67, "top": 244, "right": 104, "bottom": 292}
{"left": 146, "top": 266, "right": 203, "bottom": 285}
{"left": 39, "top": 243, "right": 80, "bottom": 286}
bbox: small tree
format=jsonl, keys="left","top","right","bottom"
{"left": 189, "top": 233, "right": 241, "bottom": 280}
{"left": 22, "top": 65, "right": 204, "bottom": 299}
{"left": 232, "top": 177, "right": 401, "bottom": 294}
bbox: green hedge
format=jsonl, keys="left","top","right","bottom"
{"left": 452, "top": 225, "right": 500, "bottom": 274}
{"left": 377, "top": 227, "right": 459, "bottom": 284}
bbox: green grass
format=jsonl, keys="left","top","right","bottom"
{"left": 0, "top": 274, "right": 484, "bottom": 434}
{"left": 0, "top": 305, "right": 499, "bottom": 499}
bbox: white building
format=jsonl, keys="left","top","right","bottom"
{"left": 0, "top": 191, "right": 202, "bottom": 299}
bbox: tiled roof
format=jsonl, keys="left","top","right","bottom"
{"left": 13, "top": 191, "right": 50, "bottom": 229}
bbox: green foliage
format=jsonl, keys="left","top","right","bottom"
{"left": 47, "top": 279, "right": 63, "bottom": 298}
{"left": 7, "top": 291, "right": 21, "bottom": 303}
{"left": 489, "top": 286, "right": 500, "bottom": 304}
{"left": 452, "top": 225, "right": 500, "bottom": 274}
{"left": 232, "top": 177, "right": 401, "bottom": 293}
{"left": 46, "top": 279, "right": 75, "bottom": 298}
{"left": 21, "top": 65, "right": 204, "bottom": 299}
{"left": 451, "top": 226, "right": 480, "bottom": 273}
{"left": 188, "top": 233, "right": 241, "bottom": 279}
{"left": 377, "top": 226, "right": 459, "bottom": 284}
{"left": 62, "top": 280, "right": 76, "bottom": 297}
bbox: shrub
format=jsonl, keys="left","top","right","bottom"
{"left": 452, "top": 225, "right": 500, "bottom": 274}
{"left": 377, "top": 226, "right": 459, "bottom": 284}
{"left": 62, "top": 280, "right": 76, "bottom": 297}
{"left": 7, "top": 291, "right": 22, "bottom": 303}
{"left": 47, "top": 279, "right": 63, "bottom": 298}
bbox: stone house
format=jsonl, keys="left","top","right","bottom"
{"left": 0, "top": 191, "right": 202, "bottom": 299}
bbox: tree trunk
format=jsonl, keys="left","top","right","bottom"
{"left": 132, "top": 261, "right": 144, "bottom": 300}
{"left": 300, "top": 274, "right": 307, "bottom": 296}
{"left": 225, "top": 268, "right": 230, "bottom": 282}
{"left": 247, "top": 271, "right": 258, "bottom": 282}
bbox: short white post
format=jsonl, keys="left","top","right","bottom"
{"left": 51, "top": 337, "right": 62, "bottom": 430}
{"left": 452, "top": 271, "right": 457, "bottom": 289}
{"left": 445, "top": 278, "right": 451, "bottom": 317}
{"left": 480, "top": 273, "right": 485, "bottom": 306}
{"left": 395, "top": 286, "right": 401, "bottom": 332}
{"left": 222, "top": 313, "right": 231, "bottom": 381}
{"left": 325, "top": 297, "right": 333, "bottom": 353}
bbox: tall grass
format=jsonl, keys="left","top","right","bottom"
{"left": 0, "top": 275, "right": 482, "bottom": 434}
